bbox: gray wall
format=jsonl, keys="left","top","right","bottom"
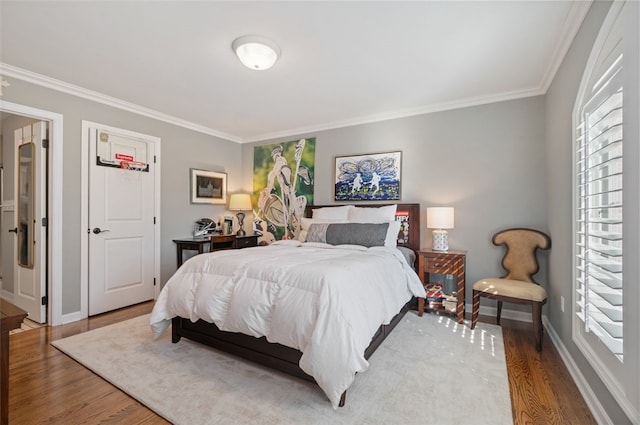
{"left": 545, "top": 1, "right": 637, "bottom": 423}
{"left": 242, "top": 96, "right": 549, "bottom": 315}
{"left": 1, "top": 78, "right": 242, "bottom": 315}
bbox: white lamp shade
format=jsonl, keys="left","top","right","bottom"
{"left": 427, "top": 207, "right": 454, "bottom": 229}
{"left": 232, "top": 36, "right": 280, "bottom": 70}
{"left": 228, "top": 193, "right": 252, "bottom": 211}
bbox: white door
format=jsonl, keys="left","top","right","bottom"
{"left": 12, "top": 122, "right": 47, "bottom": 323}
{"left": 88, "top": 127, "right": 156, "bottom": 315}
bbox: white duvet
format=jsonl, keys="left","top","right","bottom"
{"left": 150, "top": 240, "right": 425, "bottom": 407}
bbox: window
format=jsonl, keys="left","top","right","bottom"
{"left": 575, "top": 53, "right": 623, "bottom": 362}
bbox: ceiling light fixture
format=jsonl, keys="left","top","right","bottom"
{"left": 232, "top": 35, "right": 280, "bottom": 71}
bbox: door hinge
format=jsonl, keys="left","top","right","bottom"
{"left": 42, "top": 217, "right": 48, "bottom": 227}
{"left": 154, "top": 155, "right": 157, "bottom": 164}
{"left": 42, "top": 139, "right": 49, "bottom": 149}
{"left": 153, "top": 216, "right": 156, "bottom": 224}
{"left": 153, "top": 278, "right": 156, "bottom": 286}
{"left": 41, "top": 296, "right": 48, "bottom": 306}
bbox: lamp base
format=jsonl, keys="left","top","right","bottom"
{"left": 432, "top": 229, "right": 449, "bottom": 252}
{"left": 236, "top": 212, "right": 246, "bottom": 236}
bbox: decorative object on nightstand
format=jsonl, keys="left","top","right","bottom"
{"left": 427, "top": 207, "right": 454, "bottom": 252}
{"left": 229, "top": 193, "right": 252, "bottom": 236}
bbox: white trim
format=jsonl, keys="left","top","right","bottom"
{"left": 0, "top": 63, "right": 241, "bottom": 143}
{"left": 544, "top": 318, "right": 615, "bottom": 425}
{"left": 80, "top": 121, "right": 161, "bottom": 319}
{"left": 0, "top": 289, "right": 14, "bottom": 302}
{"left": 571, "top": 1, "right": 633, "bottom": 417}
{"left": 61, "top": 311, "right": 83, "bottom": 325}
{"left": 0, "top": 100, "right": 63, "bottom": 326}
{"left": 539, "top": 1, "right": 593, "bottom": 92}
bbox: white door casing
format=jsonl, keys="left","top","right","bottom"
{"left": 12, "top": 122, "right": 47, "bottom": 323}
{"left": 87, "top": 125, "right": 158, "bottom": 315}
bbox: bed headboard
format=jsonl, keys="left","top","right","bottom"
{"left": 304, "top": 203, "right": 421, "bottom": 254}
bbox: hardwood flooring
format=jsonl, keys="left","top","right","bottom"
{"left": 6, "top": 302, "right": 596, "bottom": 424}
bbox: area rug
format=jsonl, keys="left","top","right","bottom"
{"left": 52, "top": 313, "right": 512, "bottom": 425}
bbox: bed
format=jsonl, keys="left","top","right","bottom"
{"left": 150, "top": 203, "right": 424, "bottom": 408}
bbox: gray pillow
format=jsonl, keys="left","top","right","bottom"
{"left": 307, "top": 222, "right": 389, "bottom": 247}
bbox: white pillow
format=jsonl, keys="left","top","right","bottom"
{"left": 348, "top": 204, "right": 398, "bottom": 223}
{"left": 312, "top": 205, "right": 353, "bottom": 220}
{"left": 297, "top": 217, "right": 349, "bottom": 242}
{"left": 385, "top": 220, "right": 402, "bottom": 247}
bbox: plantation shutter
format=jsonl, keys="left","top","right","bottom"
{"left": 575, "top": 53, "right": 623, "bottom": 362}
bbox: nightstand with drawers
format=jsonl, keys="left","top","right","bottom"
{"left": 173, "top": 234, "right": 259, "bottom": 267}
{"left": 417, "top": 249, "right": 467, "bottom": 324}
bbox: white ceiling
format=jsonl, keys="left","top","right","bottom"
{"left": 0, "top": 1, "right": 591, "bottom": 143}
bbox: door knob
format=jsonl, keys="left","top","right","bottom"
{"left": 92, "top": 227, "right": 110, "bottom": 234}
{"left": 8, "top": 227, "right": 17, "bottom": 233}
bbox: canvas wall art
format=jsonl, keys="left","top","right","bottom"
{"left": 334, "top": 151, "right": 401, "bottom": 201}
{"left": 253, "top": 138, "right": 315, "bottom": 242}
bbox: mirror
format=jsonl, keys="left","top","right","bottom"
{"left": 17, "top": 142, "right": 34, "bottom": 268}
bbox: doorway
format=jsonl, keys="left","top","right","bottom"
{"left": 0, "top": 101, "right": 63, "bottom": 325}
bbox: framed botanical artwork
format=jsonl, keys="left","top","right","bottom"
{"left": 190, "top": 169, "right": 227, "bottom": 204}
{"left": 334, "top": 151, "right": 402, "bottom": 201}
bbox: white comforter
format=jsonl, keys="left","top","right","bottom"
{"left": 150, "top": 240, "right": 425, "bottom": 407}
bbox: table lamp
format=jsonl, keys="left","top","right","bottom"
{"left": 228, "top": 194, "right": 252, "bottom": 236}
{"left": 427, "top": 207, "right": 454, "bottom": 252}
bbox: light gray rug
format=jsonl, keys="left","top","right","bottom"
{"left": 52, "top": 313, "right": 512, "bottom": 425}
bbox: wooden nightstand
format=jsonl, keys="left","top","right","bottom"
{"left": 172, "top": 237, "right": 209, "bottom": 267}
{"left": 417, "top": 249, "right": 466, "bottom": 324}
{"left": 208, "top": 234, "right": 259, "bottom": 251}
{"left": 173, "top": 234, "right": 259, "bottom": 267}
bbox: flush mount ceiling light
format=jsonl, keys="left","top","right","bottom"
{"left": 232, "top": 35, "right": 280, "bottom": 71}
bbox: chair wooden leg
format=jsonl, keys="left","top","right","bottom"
{"left": 496, "top": 301, "right": 503, "bottom": 325}
{"left": 471, "top": 290, "right": 480, "bottom": 329}
{"left": 532, "top": 301, "right": 543, "bottom": 351}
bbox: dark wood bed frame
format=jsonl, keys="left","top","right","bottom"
{"left": 171, "top": 203, "right": 421, "bottom": 406}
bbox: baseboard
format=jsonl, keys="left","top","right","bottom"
{"left": 542, "top": 317, "right": 614, "bottom": 425}
{"left": 62, "top": 311, "right": 84, "bottom": 325}
{"left": 468, "top": 302, "right": 534, "bottom": 323}
{"left": 0, "top": 289, "right": 14, "bottom": 301}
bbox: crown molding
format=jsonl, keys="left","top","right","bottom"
{"left": 245, "top": 86, "right": 545, "bottom": 143}
{"left": 539, "top": 1, "right": 593, "bottom": 91}
{"left": 0, "top": 63, "right": 242, "bottom": 143}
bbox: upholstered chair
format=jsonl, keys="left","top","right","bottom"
{"left": 471, "top": 228, "right": 551, "bottom": 351}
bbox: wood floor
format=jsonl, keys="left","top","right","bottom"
{"left": 5, "top": 302, "right": 597, "bottom": 425}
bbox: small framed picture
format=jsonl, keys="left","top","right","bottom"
{"left": 190, "top": 169, "right": 227, "bottom": 204}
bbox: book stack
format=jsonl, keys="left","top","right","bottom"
{"left": 442, "top": 294, "right": 457, "bottom": 313}
{"left": 424, "top": 284, "right": 445, "bottom": 309}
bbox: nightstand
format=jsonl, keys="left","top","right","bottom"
{"left": 209, "top": 234, "right": 259, "bottom": 251}
{"left": 173, "top": 234, "right": 259, "bottom": 267}
{"left": 417, "top": 249, "right": 466, "bottom": 324}
{"left": 172, "top": 237, "right": 210, "bottom": 267}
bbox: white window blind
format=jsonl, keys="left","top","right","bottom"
{"left": 575, "top": 54, "right": 623, "bottom": 362}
